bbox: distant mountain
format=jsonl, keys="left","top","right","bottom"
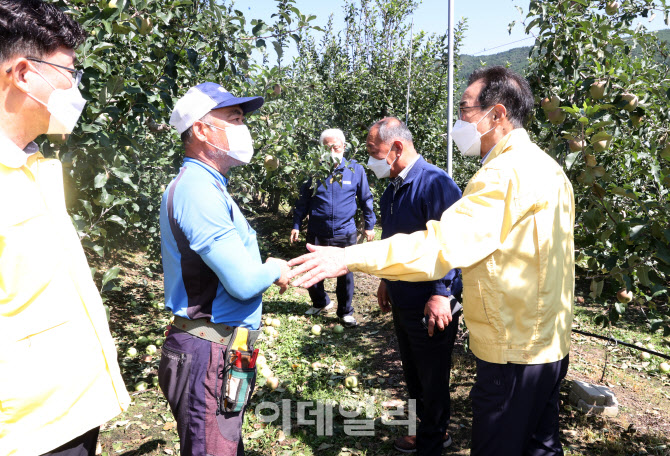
{"left": 457, "top": 28, "right": 670, "bottom": 80}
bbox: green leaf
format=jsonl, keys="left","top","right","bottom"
{"left": 101, "top": 266, "right": 121, "bottom": 287}
{"left": 80, "top": 200, "right": 93, "bottom": 218}
{"left": 94, "top": 173, "right": 108, "bottom": 188}
{"left": 107, "top": 215, "right": 127, "bottom": 228}
{"left": 614, "top": 302, "right": 627, "bottom": 315}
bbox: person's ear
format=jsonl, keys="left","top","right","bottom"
{"left": 192, "top": 120, "right": 208, "bottom": 142}
{"left": 492, "top": 104, "right": 507, "bottom": 122}
{"left": 393, "top": 140, "right": 404, "bottom": 158}
{"left": 7, "top": 58, "right": 32, "bottom": 94}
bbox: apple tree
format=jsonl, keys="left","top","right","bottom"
{"left": 520, "top": 0, "right": 670, "bottom": 333}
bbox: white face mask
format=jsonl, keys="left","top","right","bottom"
{"left": 28, "top": 65, "right": 86, "bottom": 135}
{"left": 331, "top": 151, "right": 344, "bottom": 162}
{"left": 203, "top": 122, "right": 255, "bottom": 165}
{"left": 451, "top": 106, "right": 496, "bottom": 157}
{"left": 367, "top": 144, "right": 398, "bottom": 179}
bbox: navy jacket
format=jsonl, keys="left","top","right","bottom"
{"left": 293, "top": 158, "right": 376, "bottom": 238}
{"left": 381, "top": 156, "right": 463, "bottom": 308}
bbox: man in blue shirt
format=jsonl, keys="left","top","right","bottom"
{"left": 158, "top": 82, "right": 289, "bottom": 456}
{"left": 367, "top": 118, "right": 462, "bottom": 456}
{"left": 290, "top": 128, "right": 376, "bottom": 327}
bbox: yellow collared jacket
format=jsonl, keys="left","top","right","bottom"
{"left": 345, "top": 129, "right": 575, "bottom": 364}
{"left": 0, "top": 134, "right": 130, "bottom": 456}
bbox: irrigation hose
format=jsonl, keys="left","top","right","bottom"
{"left": 572, "top": 328, "right": 670, "bottom": 360}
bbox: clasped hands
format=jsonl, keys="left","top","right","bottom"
{"left": 267, "top": 243, "right": 350, "bottom": 294}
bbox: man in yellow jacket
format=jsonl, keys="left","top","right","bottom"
{"left": 289, "top": 66, "right": 575, "bottom": 455}
{"left": 0, "top": 1, "right": 130, "bottom": 455}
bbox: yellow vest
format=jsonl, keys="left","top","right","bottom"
{"left": 345, "top": 129, "right": 575, "bottom": 364}
{"left": 0, "top": 135, "right": 130, "bottom": 456}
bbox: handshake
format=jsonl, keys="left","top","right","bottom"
{"left": 264, "top": 244, "right": 350, "bottom": 294}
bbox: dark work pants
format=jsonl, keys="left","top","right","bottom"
{"left": 306, "top": 232, "right": 356, "bottom": 318}
{"left": 41, "top": 427, "right": 100, "bottom": 456}
{"left": 390, "top": 300, "right": 460, "bottom": 456}
{"left": 159, "top": 329, "right": 254, "bottom": 456}
{"left": 470, "top": 355, "right": 570, "bottom": 456}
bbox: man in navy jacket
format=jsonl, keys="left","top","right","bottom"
{"left": 290, "top": 128, "right": 376, "bottom": 326}
{"left": 366, "top": 118, "right": 462, "bottom": 455}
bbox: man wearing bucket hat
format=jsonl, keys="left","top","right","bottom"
{"left": 158, "top": 82, "right": 290, "bottom": 456}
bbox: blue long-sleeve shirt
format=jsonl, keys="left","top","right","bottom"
{"left": 292, "top": 158, "right": 376, "bottom": 238}
{"left": 380, "top": 156, "right": 463, "bottom": 308}
{"left": 160, "top": 158, "right": 280, "bottom": 329}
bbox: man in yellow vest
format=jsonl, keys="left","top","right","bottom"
{"left": 0, "top": 1, "right": 130, "bottom": 455}
{"left": 289, "top": 66, "right": 575, "bottom": 455}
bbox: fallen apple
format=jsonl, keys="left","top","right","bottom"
{"left": 311, "top": 324, "right": 322, "bottom": 336}
{"left": 266, "top": 376, "right": 279, "bottom": 390}
{"left": 260, "top": 366, "right": 273, "bottom": 378}
{"left": 621, "top": 93, "right": 638, "bottom": 112}
{"left": 271, "top": 318, "right": 281, "bottom": 328}
{"left": 639, "top": 351, "right": 651, "bottom": 361}
{"left": 135, "top": 381, "right": 148, "bottom": 392}
{"left": 146, "top": 344, "right": 157, "bottom": 355}
{"left": 344, "top": 375, "right": 358, "bottom": 389}
{"left": 126, "top": 347, "right": 138, "bottom": 358}
{"left": 137, "top": 336, "right": 150, "bottom": 345}
{"left": 659, "top": 362, "right": 670, "bottom": 373}
{"left": 589, "top": 81, "right": 606, "bottom": 100}
{"left": 333, "top": 324, "right": 344, "bottom": 334}
{"left": 256, "top": 355, "right": 267, "bottom": 367}
{"left": 541, "top": 95, "right": 560, "bottom": 111}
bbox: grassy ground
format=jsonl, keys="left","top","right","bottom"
{"left": 96, "top": 210, "right": 670, "bottom": 456}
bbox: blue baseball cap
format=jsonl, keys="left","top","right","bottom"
{"left": 169, "top": 82, "right": 264, "bottom": 134}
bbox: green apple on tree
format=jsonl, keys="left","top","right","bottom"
{"left": 617, "top": 288, "right": 633, "bottom": 303}
{"left": 541, "top": 95, "right": 560, "bottom": 111}
{"left": 263, "top": 155, "right": 279, "bottom": 172}
{"left": 621, "top": 93, "right": 638, "bottom": 112}
{"left": 589, "top": 81, "right": 606, "bottom": 99}
{"left": 605, "top": 1, "right": 619, "bottom": 15}
{"left": 547, "top": 108, "right": 566, "bottom": 125}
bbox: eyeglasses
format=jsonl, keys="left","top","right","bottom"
{"left": 458, "top": 105, "right": 486, "bottom": 119}
{"left": 26, "top": 57, "right": 83, "bottom": 86}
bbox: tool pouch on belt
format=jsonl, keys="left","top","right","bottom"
{"left": 219, "top": 327, "right": 256, "bottom": 413}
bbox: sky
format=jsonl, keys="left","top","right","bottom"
{"left": 231, "top": 0, "right": 669, "bottom": 59}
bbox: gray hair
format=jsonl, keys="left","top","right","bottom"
{"left": 319, "top": 128, "right": 346, "bottom": 146}
{"left": 374, "top": 117, "right": 413, "bottom": 144}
